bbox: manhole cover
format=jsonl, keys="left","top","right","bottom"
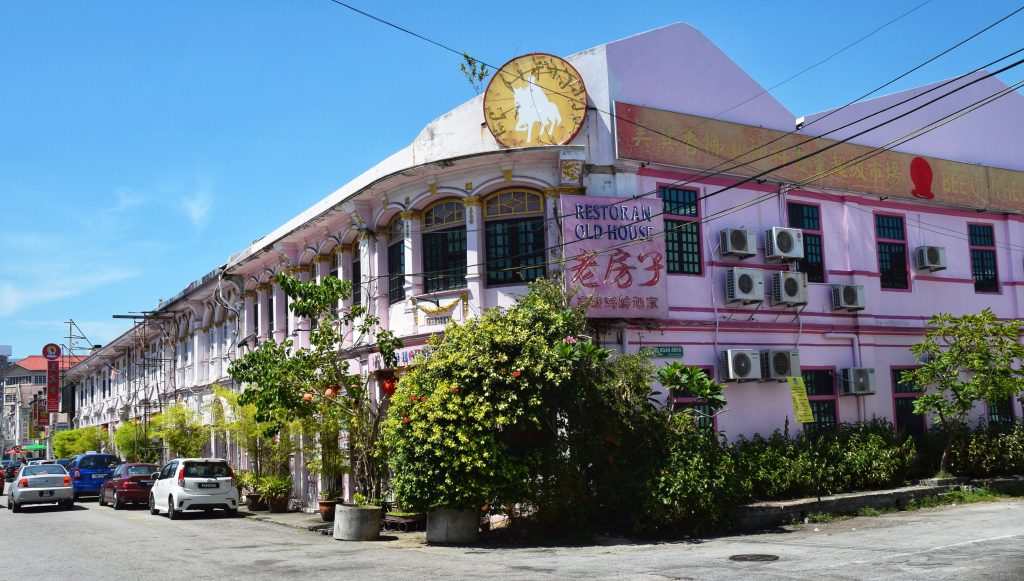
{"left": 729, "top": 554, "right": 779, "bottom": 562}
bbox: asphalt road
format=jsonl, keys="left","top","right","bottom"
{"left": 2, "top": 483, "right": 1022, "bottom": 580}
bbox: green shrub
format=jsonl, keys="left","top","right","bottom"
{"left": 255, "top": 474, "right": 292, "bottom": 499}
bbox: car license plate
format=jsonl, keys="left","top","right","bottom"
{"left": 140, "top": 480, "right": 153, "bottom": 486}
{"left": 198, "top": 482, "right": 218, "bottom": 489}
{"left": 39, "top": 490, "right": 53, "bottom": 497}
{"left": 92, "top": 474, "right": 106, "bottom": 479}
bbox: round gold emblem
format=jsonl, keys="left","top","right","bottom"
{"left": 483, "top": 53, "right": 588, "bottom": 148}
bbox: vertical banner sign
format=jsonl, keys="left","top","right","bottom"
{"left": 46, "top": 360, "right": 60, "bottom": 412}
{"left": 787, "top": 376, "right": 815, "bottom": 424}
{"left": 36, "top": 399, "right": 49, "bottom": 427}
{"left": 560, "top": 195, "right": 668, "bottom": 318}
{"left": 43, "top": 343, "right": 62, "bottom": 413}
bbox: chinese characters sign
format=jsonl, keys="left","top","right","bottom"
{"left": 615, "top": 103, "right": 1024, "bottom": 212}
{"left": 560, "top": 195, "right": 668, "bottom": 318}
{"left": 46, "top": 360, "right": 59, "bottom": 412}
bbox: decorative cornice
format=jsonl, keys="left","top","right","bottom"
{"left": 400, "top": 210, "right": 421, "bottom": 221}
{"left": 543, "top": 186, "right": 585, "bottom": 198}
{"left": 461, "top": 196, "right": 481, "bottom": 208}
{"left": 243, "top": 291, "right": 256, "bottom": 298}
{"left": 255, "top": 284, "right": 270, "bottom": 292}
{"left": 333, "top": 244, "right": 354, "bottom": 254}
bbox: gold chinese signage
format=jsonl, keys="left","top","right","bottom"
{"left": 483, "top": 53, "right": 588, "bottom": 148}
{"left": 615, "top": 103, "right": 1024, "bottom": 212}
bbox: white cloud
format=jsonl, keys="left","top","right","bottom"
{"left": 0, "top": 268, "right": 137, "bottom": 316}
{"left": 182, "top": 187, "right": 212, "bottom": 231}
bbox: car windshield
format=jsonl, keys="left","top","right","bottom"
{"left": 79, "top": 455, "right": 119, "bottom": 469}
{"left": 24, "top": 465, "right": 67, "bottom": 476}
{"left": 183, "top": 462, "right": 231, "bottom": 478}
{"left": 127, "top": 465, "right": 157, "bottom": 476}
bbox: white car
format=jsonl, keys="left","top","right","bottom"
{"left": 8, "top": 464, "right": 74, "bottom": 511}
{"left": 148, "top": 458, "right": 239, "bottom": 519}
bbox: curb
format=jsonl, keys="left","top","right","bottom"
{"left": 244, "top": 513, "right": 333, "bottom": 534}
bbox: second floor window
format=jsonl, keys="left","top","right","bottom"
{"left": 351, "top": 259, "right": 362, "bottom": 307}
{"left": 422, "top": 201, "right": 467, "bottom": 293}
{"left": 892, "top": 368, "right": 925, "bottom": 436}
{"left": 661, "top": 187, "right": 701, "bottom": 275}
{"left": 484, "top": 190, "right": 545, "bottom": 285}
{"left": 388, "top": 218, "right": 406, "bottom": 304}
{"left": 788, "top": 202, "right": 825, "bottom": 283}
{"left": 803, "top": 369, "right": 838, "bottom": 432}
{"left": 969, "top": 224, "right": 998, "bottom": 293}
{"left": 876, "top": 214, "right": 908, "bottom": 290}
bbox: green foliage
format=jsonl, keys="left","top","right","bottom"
{"left": 905, "top": 309, "right": 1024, "bottom": 473}
{"left": 228, "top": 273, "right": 400, "bottom": 499}
{"left": 235, "top": 469, "right": 256, "bottom": 491}
{"left": 915, "top": 421, "right": 1024, "bottom": 478}
{"left": 459, "top": 52, "right": 490, "bottom": 94}
{"left": 53, "top": 426, "right": 107, "bottom": 458}
{"left": 382, "top": 279, "right": 589, "bottom": 513}
{"left": 113, "top": 421, "right": 158, "bottom": 463}
{"left": 255, "top": 474, "right": 293, "bottom": 499}
{"left": 212, "top": 385, "right": 280, "bottom": 476}
{"left": 152, "top": 403, "right": 208, "bottom": 458}
{"left": 658, "top": 362, "right": 726, "bottom": 412}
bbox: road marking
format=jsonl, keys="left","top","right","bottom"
{"left": 829, "top": 533, "right": 1022, "bottom": 567}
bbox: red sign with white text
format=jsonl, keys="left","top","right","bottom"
{"left": 36, "top": 399, "right": 49, "bottom": 427}
{"left": 46, "top": 360, "right": 60, "bottom": 412}
{"left": 560, "top": 195, "right": 668, "bottom": 318}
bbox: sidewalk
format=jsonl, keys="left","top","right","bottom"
{"left": 240, "top": 506, "right": 334, "bottom": 534}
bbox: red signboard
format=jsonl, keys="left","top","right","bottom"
{"left": 46, "top": 360, "right": 60, "bottom": 412}
{"left": 42, "top": 343, "right": 61, "bottom": 360}
{"left": 559, "top": 194, "right": 668, "bottom": 318}
{"left": 36, "top": 400, "right": 49, "bottom": 427}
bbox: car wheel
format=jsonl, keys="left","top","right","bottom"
{"left": 225, "top": 507, "right": 238, "bottom": 517}
{"left": 167, "top": 496, "right": 178, "bottom": 520}
{"left": 112, "top": 491, "right": 124, "bottom": 510}
{"left": 62, "top": 500, "right": 74, "bottom": 511}
{"left": 98, "top": 490, "right": 107, "bottom": 506}
{"left": 11, "top": 499, "right": 20, "bottom": 513}
{"left": 149, "top": 494, "right": 159, "bottom": 516}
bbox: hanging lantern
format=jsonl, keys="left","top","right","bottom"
{"left": 381, "top": 377, "right": 397, "bottom": 397}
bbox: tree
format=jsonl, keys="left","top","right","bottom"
{"left": 113, "top": 420, "right": 158, "bottom": 462}
{"left": 905, "top": 308, "right": 1024, "bottom": 474}
{"left": 228, "top": 272, "right": 400, "bottom": 500}
{"left": 53, "top": 426, "right": 106, "bottom": 458}
{"left": 152, "top": 403, "right": 209, "bottom": 458}
{"left": 459, "top": 52, "right": 490, "bottom": 94}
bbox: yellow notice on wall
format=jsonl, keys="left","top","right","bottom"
{"left": 787, "top": 376, "right": 815, "bottom": 424}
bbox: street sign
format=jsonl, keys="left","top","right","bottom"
{"left": 42, "top": 343, "right": 61, "bottom": 360}
{"left": 640, "top": 345, "right": 684, "bottom": 358}
{"left": 54, "top": 422, "right": 70, "bottom": 432}
{"left": 786, "top": 376, "right": 815, "bottom": 424}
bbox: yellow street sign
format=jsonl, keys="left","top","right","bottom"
{"left": 787, "top": 376, "right": 815, "bottom": 424}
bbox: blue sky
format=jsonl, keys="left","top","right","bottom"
{"left": 1, "top": 0, "right": 1021, "bottom": 358}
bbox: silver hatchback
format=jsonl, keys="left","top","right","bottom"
{"left": 8, "top": 464, "right": 74, "bottom": 511}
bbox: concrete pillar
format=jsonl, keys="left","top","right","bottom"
{"left": 544, "top": 189, "right": 564, "bottom": 278}
{"left": 256, "top": 284, "right": 270, "bottom": 342}
{"left": 401, "top": 210, "right": 423, "bottom": 299}
{"left": 272, "top": 281, "right": 286, "bottom": 343}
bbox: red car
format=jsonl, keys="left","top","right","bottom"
{"left": 99, "top": 463, "right": 159, "bottom": 509}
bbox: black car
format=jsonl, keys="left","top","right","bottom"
{"left": 2, "top": 460, "right": 23, "bottom": 482}
{"left": 55, "top": 458, "right": 73, "bottom": 471}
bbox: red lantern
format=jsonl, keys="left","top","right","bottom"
{"left": 382, "top": 377, "right": 397, "bottom": 397}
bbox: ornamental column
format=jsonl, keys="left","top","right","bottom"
{"left": 256, "top": 284, "right": 270, "bottom": 343}
{"left": 544, "top": 188, "right": 564, "bottom": 278}
{"left": 462, "top": 196, "right": 484, "bottom": 313}
{"left": 335, "top": 244, "right": 354, "bottom": 347}
{"left": 401, "top": 210, "right": 423, "bottom": 299}
{"left": 243, "top": 291, "right": 256, "bottom": 349}
{"left": 272, "top": 279, "right": 286, "bottom": 343}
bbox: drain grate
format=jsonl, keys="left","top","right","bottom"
{"left": 729, "top": 554, "right": 780, "bottom": 562}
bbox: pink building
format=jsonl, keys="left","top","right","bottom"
{"left": 66, "top": 23, "right": 1024, "bottom": 502}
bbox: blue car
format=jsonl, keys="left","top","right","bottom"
{"left": 68, "top": 453, "right": 120, "bottom": 499}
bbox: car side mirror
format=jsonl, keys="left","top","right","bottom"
{"left": 152, "top": 472, "right": 160, "bottom": 480}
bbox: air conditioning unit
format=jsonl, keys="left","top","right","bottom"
{"left": 761, "top": 349, "right": 800, "bottom": 381}
{"left": 726, "top": 268, "right": 764, "bottom": 304}
{"left": 831, "top": 284, "right": 865, "bottom": 311}
{"left": 720, "top": 228, "right": 757, "bottom": 259}
{"left": 841, "top": 367, "right": 877, "bottom": 395}
{"left": 771, "top": 271, "right": 808, "bottom": 306}
{"left": 721, "top": 349, "right": 762, "bottom": 382}
{"left": 916, "top": 245, "right": 947, "bottom": 272}
{"left": 765, "top": 227, "right": 804, "bottom": 261}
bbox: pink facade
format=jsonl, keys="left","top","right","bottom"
{"left": 67, "top": 22, "right": 1024, "bottom": 478}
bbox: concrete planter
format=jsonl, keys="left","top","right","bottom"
{"left": 426, "top": 508, "right": 479, "bottom": 544}
{"left": 333, "top": 504, "right": 382, "bottom": 541}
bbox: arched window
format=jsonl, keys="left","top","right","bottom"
{"left": 387, "top": 217, "right": 406, "bottom": 304}
{"left": 483, "top": 189, "right": 545, "bottom": 285}
{"left": 422, "top": 200, "right": 467, "bottom": 292}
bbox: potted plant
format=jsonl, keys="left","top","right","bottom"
{"left": 318, "top": 489, "right": 341, "bottom": 523}
{"left": 256, "top": 474, "right": 292, "bottom": 513}
{"left": 334, "top": 493, "right": 382, "bottom": 541}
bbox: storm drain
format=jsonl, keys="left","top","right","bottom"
{"left": 728, "top": 554, "right": 780, "bottom": 562}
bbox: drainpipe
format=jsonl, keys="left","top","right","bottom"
{"left": 825, "top": 332, "right": 862, "bottom": 421}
